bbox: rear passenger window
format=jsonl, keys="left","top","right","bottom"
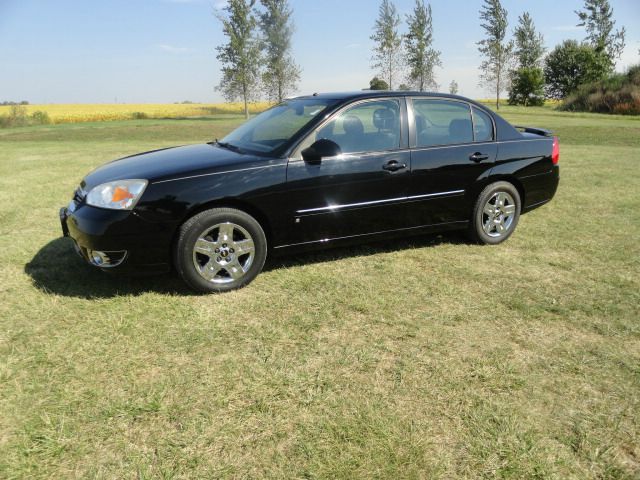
{"left": 472, "top": 107, "right": 494, "bottom": 142}
{"left": 316, "top": 99, "right": 401, "bottom": 154}
{"left": 412, "top": 99, "right": 473, "bottom": 147}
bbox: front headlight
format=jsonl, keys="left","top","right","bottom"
{"left": 86, "top": 179, "right": 148, "bottom": 210}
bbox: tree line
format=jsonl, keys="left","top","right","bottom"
{"left": 215, "top": 0, "right": 628, "bottom": 115}
{"left": 475, "top": 0, "right": 626, "bottom": 109}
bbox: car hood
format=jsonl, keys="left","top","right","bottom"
{"left": 81, "top": 143, "right": 255, "bottom": 190}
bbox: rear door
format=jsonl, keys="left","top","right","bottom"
{"left": 284, "top": 98, "right": 412, "bottom": 246}
{"left": 407, "top": 98, "right": 497, "bottom": 226}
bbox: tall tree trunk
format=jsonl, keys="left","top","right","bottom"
{"left": 496, "top": 68, "right": 500, "bottom": 110}
{"left": 243, "top": 83, "right": 249, "bottom": 119}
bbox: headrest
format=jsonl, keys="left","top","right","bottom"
{"left": 373, "top": 108, "right": 396, "bottom": 131}
{"left": 449, "top": 118, "right": 472, "bottom": 142}
{"left": 415, "top": 114, "right": 426, "bottom": 133}
{"left": 343, "top": 115, "right": 364, "bottom": 136}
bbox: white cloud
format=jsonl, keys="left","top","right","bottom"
{"left": 157, "top": 44, "right": 191, "bottom": 54}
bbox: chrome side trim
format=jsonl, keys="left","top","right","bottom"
{"left": 274, "top": 220, "right": 469, "bottom": 250}
{"left": 152, "top": 164, "right": 285, "bottom": 184}
{"left": 296, "top": 189, "right": 465, "bottom": 214}
{"left": 408, "top": 190, "right": 465, "bottom": 200}
{"left": 297, "top": 196, "right": 406, "bottom": 214}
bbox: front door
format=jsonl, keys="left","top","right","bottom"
{"left": 284, "top": 98, "right": 412, "bottom": 247}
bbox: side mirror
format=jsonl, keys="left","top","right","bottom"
{"left": 301, "top": 139, "right": 341, "bottom": 164}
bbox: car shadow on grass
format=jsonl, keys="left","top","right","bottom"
{"left": 26, "top": 232, "right": 468, "bottom": 299}
{"left": 25, "top": 237, "right": 193, "bottom": 299}
{"left": 263, "top": 231, "right": 469, "bottom": 272}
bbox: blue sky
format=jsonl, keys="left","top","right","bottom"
{"left": 1, "top": 0, "right": 638, "bottom": 103}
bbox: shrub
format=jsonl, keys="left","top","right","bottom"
{"left": 131, "top": 112, "right": 149, "bottom": 119}
{"left": 369, "top": 76, "right": 389, "bottom": 90}
{"left": 560, "top": 64, "right": 640, "bottom": 115}
{"left": 508, "top": 67, "right": 545, "bottom": 106}
{"left": 30, "top": 111, "right": 51, "bottom": 125}
{"left": 0, "top": 105, "right": 29, "bottom": 128}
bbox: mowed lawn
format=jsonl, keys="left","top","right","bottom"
{"left": 0, "top": 107, "right": 639, "bottom": 479}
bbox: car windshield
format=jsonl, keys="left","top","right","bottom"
{"left": 220, "top": 98, "right": 336, "bottom": 154}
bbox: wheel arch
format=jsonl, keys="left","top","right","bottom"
{"left": 469, "top": 174, "right": 526, "bottom": 212}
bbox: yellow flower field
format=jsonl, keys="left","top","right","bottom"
{"left": 0, "top": 102, "right": 272, "bottom": 124}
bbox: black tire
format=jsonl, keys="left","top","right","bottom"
{"left": 174, "top": 207, "right": 267, "bottom": 293}
{"left": 469, "top": 181, "right": 521, "bottom": 245}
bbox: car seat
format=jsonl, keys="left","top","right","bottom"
{"left": 448, "top": 118, "right": 473, "bottom": 144}
{"left": 372, "top": 108, "right": 398, "bottom": 150}
{"left": 341, "top": 115, "right": 365, "bottom": 153}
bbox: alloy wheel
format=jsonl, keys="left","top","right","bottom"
{"left": 192, "top": 222, "right": 255, "bottom": 284}
{"left": 482, "top": 191, "right": 517, "bottom": 238}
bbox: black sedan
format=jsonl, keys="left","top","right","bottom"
{"left": 60, "top": 91, "right": 559, "bottom": 292}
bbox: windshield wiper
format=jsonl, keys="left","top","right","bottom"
{"left": 213, "top": 140, "right": 243, "bottom": 153}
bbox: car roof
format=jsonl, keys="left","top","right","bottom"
{"left": 293, "top": 90, "right": 490, "bottom": 110}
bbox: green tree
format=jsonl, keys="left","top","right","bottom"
{"left": 259, "top": 0, "right": 301, "bottom": 103}
{"left": 544, "top": 40, "right": 609, "bottom": 99}
{"left": 576, "top": 0, "right": 625, "bottom": 70}
{"left": 449, "top": 79, "right": 459, "bottom": 95}
{"left": 508, "top": 67, "right": 544, "bottom": 106}
{"left": 509, "top": 12, "right": 545, "bottom": 106}
{"left": 216, "top": 0, "right": 262, "bottom": 118}
{"left": 369, "top": 76, "right": 390, "bottom": 90}
{"left": 371, "top": 0, "right": 402, "bottom": 90}
{"left": 477, "top": 0, "right": 514, "bottom": 110}
{"left": 513, "top": 12, "right": 545, "bottom": 69}
{"left": 404, "top": 0, "right": 441, "bottom": 91}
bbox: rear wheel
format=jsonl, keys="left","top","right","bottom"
{"left": 174, "top": 208, "right": 267, "bottom": 293}
{"left": 470, "top": 181, "right": 521, "bottom": 245}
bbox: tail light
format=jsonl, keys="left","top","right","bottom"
{"left": 552, "top": 136, "right": 560, "bottom": 165}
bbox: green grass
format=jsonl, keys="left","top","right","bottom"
{"left": 1, "top": 108, "right": 639, "bottom": 479}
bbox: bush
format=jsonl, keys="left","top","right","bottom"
{"left": 1, "top": 107, "right": 53, "bottom": 128}
{"left": 30, "top": 111, "right": 51, "bottom": 125}
{"left": 369, "top": 76, "right": 389, "bottom": 90}
{"left": 0, "top": 105, "right": 29, "bottom": 128}
{"left": 560, "top": 65, "right": 640, "bottom": 115}
{"left": 131, "top": 112, "right": 149, "bottom": 119}
{"left": 508, "top": 67, "right": 545, "bottom": 106}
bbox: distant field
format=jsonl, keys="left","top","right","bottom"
{"left": 0, "top": 107, "right": 639, "bottom": 478}
{"left": 0, "top": 99, "right": 565, "bottom": 125}
{"left": 0, "top": 102, "right": 272, "bottom": 124}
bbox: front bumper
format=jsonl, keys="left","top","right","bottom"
{"left": 59, "top": 204, "right": 172, "bottom": 274}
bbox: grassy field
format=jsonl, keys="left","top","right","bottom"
{"left": 0, "top": 106, "right": 639, "bottom": 479}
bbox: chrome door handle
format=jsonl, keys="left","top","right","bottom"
{"left": 382, "top": 160, "right": 407, "bottom": 172}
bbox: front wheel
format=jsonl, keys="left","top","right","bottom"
{"left": 174, "top": 208, "right": 267, "bottom": 293}
{"left": 469, "top": 181, "right": 521, "bottom": 245}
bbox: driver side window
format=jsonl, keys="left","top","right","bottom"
{"left": 315, "top": 99, "right": 401, "bottom": 155}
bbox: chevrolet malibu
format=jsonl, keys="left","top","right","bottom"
{"left": 60, "top": 91, "right": 559, "bottom": 292}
